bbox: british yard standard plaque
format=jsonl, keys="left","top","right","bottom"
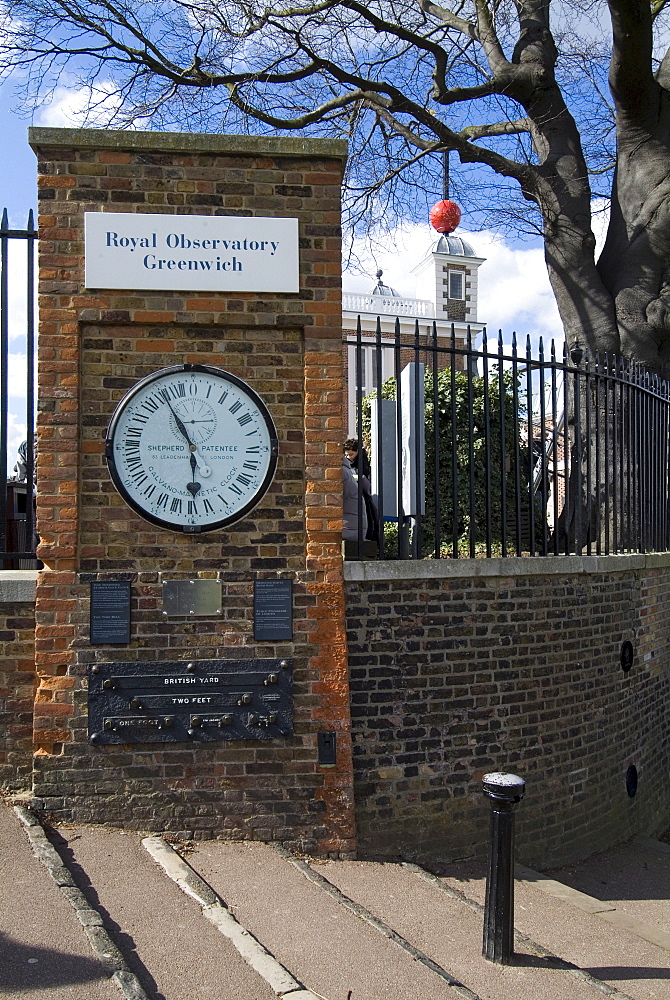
{"left": 87, "top": 658, "right": 292, "bottom": 744}
{"left": 254, "top": 579, "right": 293, "bottom": 641}
{"left": 90, "top": 581, "right": 131, "bottom": 645}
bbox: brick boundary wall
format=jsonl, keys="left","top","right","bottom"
{"left": 0, "top": 573, "right": 38, "bottom": 789}
{"left": 344, "top": 554, "right": 670, "bottom": 868}
{"left": 27, "top": 128, "right": 355, "bottom": 853}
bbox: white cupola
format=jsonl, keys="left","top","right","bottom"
{"left": 411, "top": 232, "right": 486, "bottom": 326}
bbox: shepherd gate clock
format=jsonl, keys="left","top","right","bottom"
{"left": 105, "top": 364, "right": 278, "bottom": 532}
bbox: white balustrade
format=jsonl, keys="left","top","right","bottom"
{"left": 342, "top": 293, "right": 434, "bottom": 317}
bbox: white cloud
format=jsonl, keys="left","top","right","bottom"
{"left": 5, "top": 409, "right": 27, "bottom": 474}
{"left": 591, "top": 197, "right": 610, "bottom": 257}
{"left": 34, "top": 81, "right": 123, "bottom": 128}
{"left": 4, "top": 239, "right": 34, "bottom": 347}
{"left": 7, "top": 351, "right": 28, "bottom": 398}
{"left": 343, "top": 222, "right": 564, "bottom": 350}
{"left": 0, "top": 239, "right": 35, "bottom": 476}
{"left": 476, "top": 232, "right": 562, "bottom": 348}
{"left": 344, "top": 221, "right": 432, "bottom": 299}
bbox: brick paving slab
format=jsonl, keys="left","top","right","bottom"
{"left": 546, "top": 838, "right": 670, "bottom": 933}
{"left": 308, "top": 857, "right": 607, "bottom": 1000}
{"left": 184, "top": 839, "right": 472, "bottom": 1000}
{"left": 0, "top": 802, "right": 117, "bottom": 1000}
{"left": 6, "top": 797, "right": 670, "bottom": 1000}
{"left": 47, "top": 824, "right": 278, "bottom": 1000}
{"left": 440, "top": 858, "right": 670, "bottom": 1000}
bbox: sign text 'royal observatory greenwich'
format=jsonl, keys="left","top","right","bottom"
{"left": 85, "top": 213, "right": 299, "bottom": 293}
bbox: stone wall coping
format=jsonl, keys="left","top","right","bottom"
{"left": 28, "top": 127, "right": 349, "bottom": 162}
{"left": 0, "top": 570, "right": 39, "bottom": 603}
{"left": 344, "top": 552, "right": 670, "bottom": 582}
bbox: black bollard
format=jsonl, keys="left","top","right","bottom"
{"left": 482, "top": 772, "right": 525, "bottom": 964}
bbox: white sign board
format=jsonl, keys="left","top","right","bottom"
{"left": 370, "top": 397, "right": 398, "bottom": 518}
{"left": 85, "top": 212, "right": 299, "bottom": 292}
{"left": 400, "top": 362, "right": 426, "bottom": 517}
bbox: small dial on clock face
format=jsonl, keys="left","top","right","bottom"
{"left": 105, "top": 365, "right": 278, "bottom": 532}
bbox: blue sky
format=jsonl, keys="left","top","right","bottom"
{"left": 0, "top": 82, "right": 567, "bottom": 469}
{"left": 0, "top": 87, "right": 35, "bottom": 225}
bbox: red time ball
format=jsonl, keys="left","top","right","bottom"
{"left": 429, "top": 199, "right": 461, "bottom": 234}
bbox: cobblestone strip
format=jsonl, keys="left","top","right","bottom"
{"left": 272, "top": 843, "right": 483, "bottom": 1000}
{"left": 13, "top": 805, "right": 149, "bottom": 1000}
{"left": 141, "top": 836, "right": 322, "bottom": 1000}
{"left": 403, "top": 862, "right": 639, "bottom": 1000}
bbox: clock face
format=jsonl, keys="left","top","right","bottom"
{"left": 105, "top": 364, "right": 278, "bottom": 532}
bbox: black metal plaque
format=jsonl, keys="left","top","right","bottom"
{"left": 318, "top": 731, "right": 337, "bottom": 766}
{"left": 254, "top": 579, "right": 293, "bottom": 641}
{"left": 90, "top": 581, "right": 131, "bottom": 645}
{"left": 88, "top": 658, "right": 292, "bottom": 744}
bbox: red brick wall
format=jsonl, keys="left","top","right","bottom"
{"left": 345, "top": 555, "right": 670, "bottom": 868}
{"left": 29, "top": 128, "right": 354, "bottom": 853}
{"left": 0, "top": 596, "right": 37, "bottom": 789}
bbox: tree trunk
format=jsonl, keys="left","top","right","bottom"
{"left": 543, "top": 214, "right": 619, "bottom": 356}
{"left": 597, "top": 0, "right": 670, "bottom": 377}
{"left": 597, "top": 124, "right": 670, "bottom": 376}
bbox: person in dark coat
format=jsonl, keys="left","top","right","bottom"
{"left": 343, "top": 439, "right": 379, "bottom": 542}
{"left": 342, "top": 454, "right": 368, "bottom": 541}
{"left": 344, "top": 437, "right": 371, "bottom": 478}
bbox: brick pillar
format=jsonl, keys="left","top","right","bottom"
{"left": 29, "top": 127, "right": 355, "bottom": 854}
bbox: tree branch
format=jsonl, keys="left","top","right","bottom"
{"left": 227, "top": 85, "right": 374, "bottom": 128}
{"left": 460, "top": 118, "right": 531, "bottom": 139}
{"left": 473, "top": 0, "right": 510, "bottom": 75}
{"left": 371, "top": 104, "right": 535, "bottom": 188}
{"left": 419, "top": 0, "right": 478, "bottom": 41}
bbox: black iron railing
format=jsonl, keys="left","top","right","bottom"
{"left": 0, "top": 210, "right": 38, "bottom": 567}
{"left": 345, "top": 318, "right": 670, "bottom": 560}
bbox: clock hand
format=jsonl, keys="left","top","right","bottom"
{"left": 164, "top": 398, "right": 195, "bottom": 448}
{"left": 187, "top": 453, "right": 201, "bottom": 496}
{"left": 165, "top": 398, "right": 212, "bottom": 476}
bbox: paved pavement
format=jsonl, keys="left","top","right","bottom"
{"left": 2, "top": 798, "right": 670, "bottom": 1000}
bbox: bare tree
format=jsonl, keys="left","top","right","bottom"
{"left": 2, "top": 1, "right": 669, "bottom": 371}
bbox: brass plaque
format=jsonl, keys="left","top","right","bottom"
{"left": 162, "top": 579, "right": 222, "bottom": 617}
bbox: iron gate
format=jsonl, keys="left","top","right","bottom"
{"left": 0, "top": 209, "right": 37, "bottom": 566}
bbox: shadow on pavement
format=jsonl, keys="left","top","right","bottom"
{"left": 47, "top": 829, "right": 166, "bottom": 1000}
{"left": 548, "top": 841, "right": 670, "bottom": 902}
{"left": 0, "top": 931, "right": 107, "bottom": 990}
{"left": 584, "top": 966, "right": 670, "bottom": 981}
